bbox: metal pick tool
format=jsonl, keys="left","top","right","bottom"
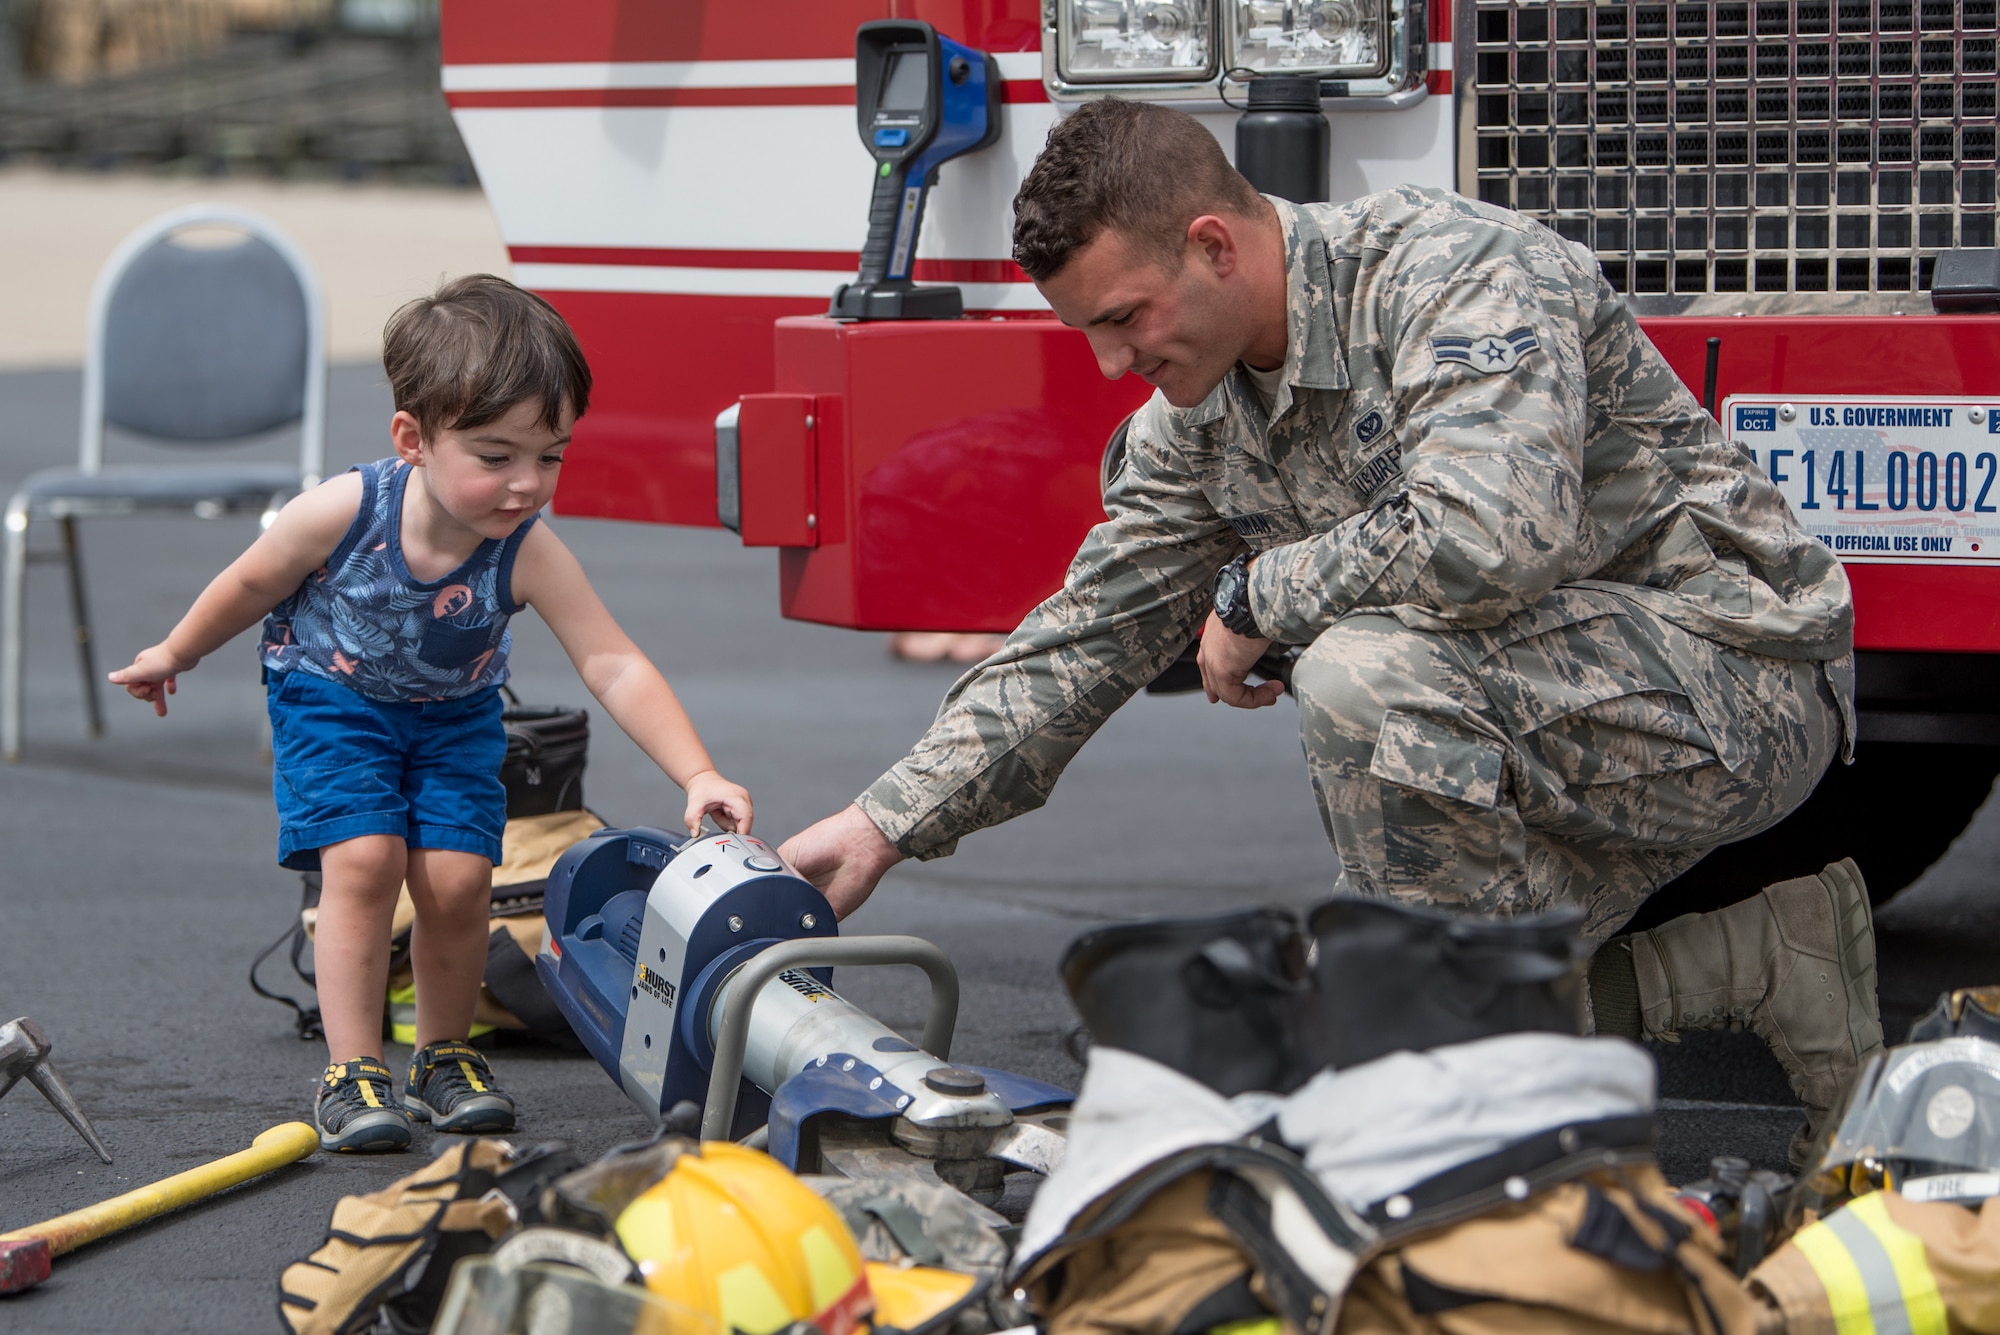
{"left": 0, "top": 1017, "right": 112, "bottom": 1164}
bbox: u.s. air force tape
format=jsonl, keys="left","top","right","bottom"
{"left": 1432, "top": 326, "right": 1541, "bottom": 373}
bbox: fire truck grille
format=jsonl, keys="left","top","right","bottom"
{"left": 1463, "top": 0, "right": 2000, "bottom": 304}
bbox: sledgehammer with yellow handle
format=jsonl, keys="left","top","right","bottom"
{"left": 0, "top": 1121, "right": 319, "bottom": 1295}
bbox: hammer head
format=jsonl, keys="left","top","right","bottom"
{"left": 0, "top": 1016, "right": 52, "bottom": 1085}
{"left": 0, "top": 1017, "right": 111, "bottom": 1165}
{"left": 0, "top": 1236, "right": 51, "bottom": 1295}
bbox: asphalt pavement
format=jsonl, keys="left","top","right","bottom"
{"left": 2, "top": 364, "right": 1997, "bottom": 1331}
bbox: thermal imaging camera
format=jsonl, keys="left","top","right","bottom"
{"left": 828, "top": 21, "right": 1001, "bottom": 321}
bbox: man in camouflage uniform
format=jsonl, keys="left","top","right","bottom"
{"left": 780, "top": 100, "right": 1879, "bottom": 1159}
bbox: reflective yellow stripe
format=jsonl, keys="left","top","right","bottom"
{"left": 1793, "top": 1216, "right": 1878, "bottom": 1335}
{"left": 389, "top": 985, "right": 418, "bottom": 1048}
{"left": 1209, "top": 1319, "right": 1283, "bottom": 1335}
{"left": 457, "top": 1061, "right": 488, "bottom": 1093}
{"left": 715, "top": 1259, "right": 794, "bottom": 1335}
{"left": 798, "top": 1224, "right": 858, "bottom": 1311}
{"left": 1794, "top": 1192, "right": 1952, "bottom": 1335}
{"left": 1846, "top": 1194, "right": 1949, "bottom": 1335}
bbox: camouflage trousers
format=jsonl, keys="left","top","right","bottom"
{"left": 1292, "top": 585, "right": 1851, "bottom": 946}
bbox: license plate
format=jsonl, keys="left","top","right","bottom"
{"left": 1724, "top": 394, "right": 2000, "bottom": 565}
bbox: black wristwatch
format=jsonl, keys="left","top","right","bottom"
{"left": 1212, "top": 553, "right": 1263, "bottom": 639}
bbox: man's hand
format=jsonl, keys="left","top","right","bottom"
{"left": 1197, "top": 611, "right": 1284, "bottom": 709}
{"left": 778, "top": 804, "right": 904, "bottom": 920}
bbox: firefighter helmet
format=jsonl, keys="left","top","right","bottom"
{"left": 1795, "top": 1032, "right": 2000, "bottom": 1220}
{"left": 1908, "top": 986, "right": 2000, "bottom": 1046}
{"left": 863, "top": 1262, "right": 980, "bottom": 1335}
{"left": 614, "top": 1141, "right": 872, "bottom": 1335}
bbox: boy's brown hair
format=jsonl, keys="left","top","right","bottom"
{"left": 382, "top": 274, "right": 592, "bottom": 439}
{"left": 1012, "top": 99, "right": 1267, "bottom": 282}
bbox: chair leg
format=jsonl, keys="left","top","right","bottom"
{"left": 3, "top": 499, "right": 28, "bottom": 762}
{"left": 59, "top": 517, "right": 103, "bottom": 739}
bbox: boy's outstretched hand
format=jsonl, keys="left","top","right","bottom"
{"left": 108, "top": 645, "right": 193, "bottom": 717}
{"left": 683, "top": 770, "right": 753, "bottom": 837}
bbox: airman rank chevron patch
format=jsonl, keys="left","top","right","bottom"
{"left": 1432, "top": 326, "right": 1541, "bottom": 374}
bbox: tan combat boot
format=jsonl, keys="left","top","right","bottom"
{"left": 1627, "top": 859, "right": 1884, "bottom": 1167}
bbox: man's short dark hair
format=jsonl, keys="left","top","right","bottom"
{"left": 382, "top": 274, "right": 592, "bottom": 440}
{"left": 1012, "top": 99, "right": 1267, "bottom": 282}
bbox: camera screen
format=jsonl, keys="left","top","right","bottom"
{"left": 878, "top": 51, "right": 929, "bottom": 113}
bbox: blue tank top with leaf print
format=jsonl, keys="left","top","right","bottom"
{"left": 260, "top": 458, "right": 535, "bottom": 703}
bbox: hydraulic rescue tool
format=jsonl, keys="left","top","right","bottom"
{"left": 536, "top": 827, "right": 1069, "bottom": 1201}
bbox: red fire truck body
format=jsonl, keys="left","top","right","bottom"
{"left": 437, "top": 0, "right": 1452, "bottom": 614}
{"left": 441, "top": 0, "right": 2000, "bottom": 902}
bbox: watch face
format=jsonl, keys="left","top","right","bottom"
{"left": 1215, "top": 559, "right": 1256, "bottom": 635}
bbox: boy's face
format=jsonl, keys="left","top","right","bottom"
{"left": 392, "top": 399, "right": 573, "bottom": 540}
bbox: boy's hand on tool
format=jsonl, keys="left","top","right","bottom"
{"left": 108, "top": 645, "right": 194, "bottom": 716}
{"left": 683, "top": 770, "right": 753, "bottom": 837}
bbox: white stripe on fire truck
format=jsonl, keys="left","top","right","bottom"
{"left": 510, "top": 262, "right": 1050, "bottom": 310}
{"left": 443, "top": 52, "right": 1042, "bottom": 94}
{"left": 443, "top": 59, "right": 853, "bottom": 93}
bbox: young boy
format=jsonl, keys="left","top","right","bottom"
{"left": 109, "top": 274, "right": 753, "bottom": 1152}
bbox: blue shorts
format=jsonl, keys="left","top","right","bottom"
{"left": 266, "top": 670, "right": 506, "bottom": 871}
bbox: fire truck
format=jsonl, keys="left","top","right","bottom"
{"left": 439, "top": 0, "right": 2000, "bottom": 916}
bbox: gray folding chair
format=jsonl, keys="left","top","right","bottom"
{"left": 2, "top": 204, "right": 326, "bottom": 760}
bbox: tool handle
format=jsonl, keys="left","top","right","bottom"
{"left": 701, "top": 936, "right": 958, "bottom": 1141}
{"left": 859, "top": 164, "right": 919, "bottom": 285}
{"left": 0, "top": 1122, "right": 318, "bottom": 1257}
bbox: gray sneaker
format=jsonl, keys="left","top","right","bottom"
{"left": 404, "top": 1041, "right": 516, "bottom": 1134}
{"left": 314, "top": 1057, "right": 413, "bottom": 1153}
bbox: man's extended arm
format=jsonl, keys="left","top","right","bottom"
{"left": 782, "top": 402, "right": 1239, "bottom": 914}
{"left": 1248, "top": 244, "right": 1592, "bottom": 645}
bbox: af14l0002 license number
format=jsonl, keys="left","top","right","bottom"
{"left": 1724, "top": 395, "right": 2000, "bottom": 565}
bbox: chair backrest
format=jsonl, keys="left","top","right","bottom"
{"left": 80, "top": 204, "right": 326, "bottom": 483}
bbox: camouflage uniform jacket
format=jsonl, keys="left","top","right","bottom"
{"left": 858, "top": 187, "right": 1854, "bottom": 859}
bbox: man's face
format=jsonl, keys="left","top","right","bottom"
{"left": 1037, "top": 225, "right": 1245, "bottom": 409}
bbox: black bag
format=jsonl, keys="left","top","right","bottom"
{"left": 1059, "top": 897, "right": 1587, "bottom": 1096}
{"left": 1060, "top": 908, "right": 1314, "bottom": 1097}
{"left": 1299, "top": 896, "right": 1586, "bottom": 1073}
{"left": 501, "top": 694, "right": 588, "bottom": 817}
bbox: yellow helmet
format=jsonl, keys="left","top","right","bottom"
{"left": 863, "top": 1263, "right": 980, "bottom": 1334}
{"left": 614, "top": 1141, "right": 872, "bottom": 1335}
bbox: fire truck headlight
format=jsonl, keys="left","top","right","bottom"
{"left": 1057, "top": 0, "right": 1217, "bottom": 82}
{"left": 1229, "top": 0, "right": 1387, "bottom": 78}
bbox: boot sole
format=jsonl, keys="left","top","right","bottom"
{"left": 1821, "top": 858, "right": 1883, "bottom": 1052}
{"left": 405, "top": 1093, "right": 515, "bottom": 1134}
{"left": 1789, "top": 858, "right": 1884, "bottom": 1168}
{"left": 317, "top": 1108, "right": 413, "bottom": 1153}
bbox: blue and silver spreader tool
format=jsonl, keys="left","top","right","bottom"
{"left": 536, "top": 826, "right": 1069, "bottom": 1201}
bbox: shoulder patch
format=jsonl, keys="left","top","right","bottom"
{"left": 1431, "top": 326, "right": 1540, "bottom": 374}
{"left": 1353, "top": 409, "right": 1386, "bottom": 445}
